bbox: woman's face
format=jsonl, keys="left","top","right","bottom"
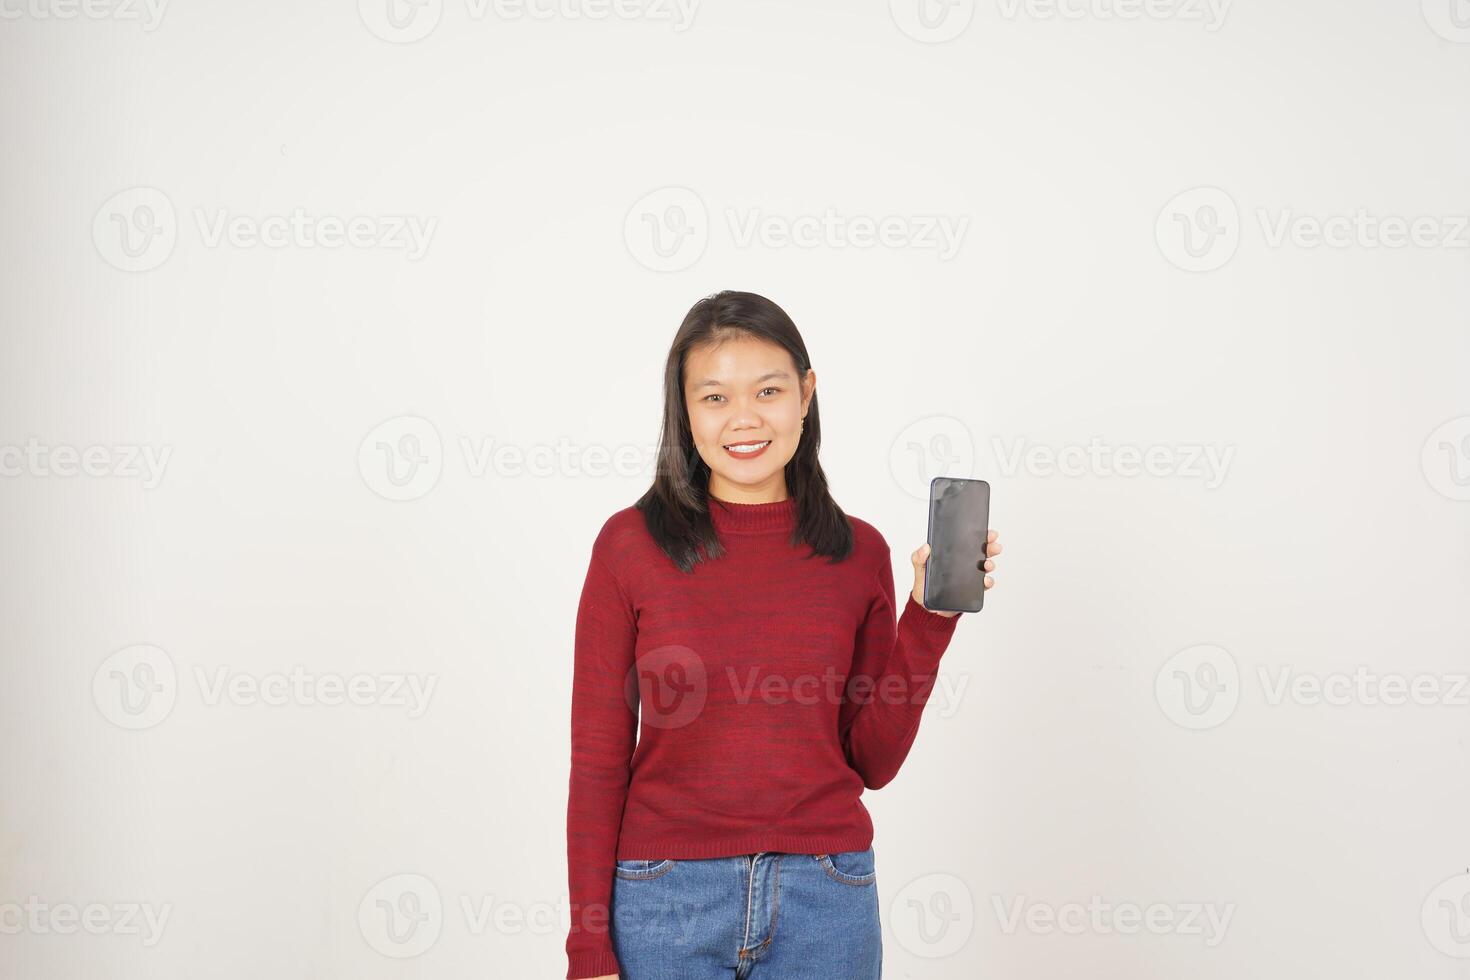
{"left": 683, "top": 334, "right": 815, "bottom": 504}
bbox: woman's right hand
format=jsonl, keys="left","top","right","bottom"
{"left": 585, "top": 975, "right": 618, "bottom": 980}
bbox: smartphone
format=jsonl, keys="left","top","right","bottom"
{"left": 923, "top": 477, "right": 991, "bottom": 614}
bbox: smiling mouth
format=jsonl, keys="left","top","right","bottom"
{"left": 723, "top": 440, "right": 771, "bottom": 454}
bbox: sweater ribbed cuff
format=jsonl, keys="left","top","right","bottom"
{"left": 903, "top": 592, "right": 964, "bottom": 631}
{"left": 567, "top": 946, "right": 620, "bottom": 980}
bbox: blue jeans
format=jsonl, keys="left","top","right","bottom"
{"left": 609, "top": 848, "right": 882, "bottom": 979}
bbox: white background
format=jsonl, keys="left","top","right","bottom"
{"left": 2, "top": 1, "right": 1469, "bottom": 977}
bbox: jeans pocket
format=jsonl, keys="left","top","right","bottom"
{"left": 813, "top": 847, "right": 877, "bottom": 886}
{"left": 613, "top": 858, "right": 677, "bottom": 880}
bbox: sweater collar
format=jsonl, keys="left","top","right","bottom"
{"left": 707, "top": 494, "right": 798, "bottom": 535}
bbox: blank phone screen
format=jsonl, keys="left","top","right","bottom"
{"left": 925, "top": 477, "right": 990, "bottom": 613}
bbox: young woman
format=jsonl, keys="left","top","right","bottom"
{"left": 564, "top": 290, "right": 1000, "bottom": 980}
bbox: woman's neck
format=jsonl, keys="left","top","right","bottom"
{"left": 707, "top": 474, "right": 789, "bottom": 505}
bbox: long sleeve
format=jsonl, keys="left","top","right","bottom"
{"left": 565, "top": 547, "right": 639, "bottom": 980}
{"left": 840, "top": 542, "right": 963, "bottom": 791}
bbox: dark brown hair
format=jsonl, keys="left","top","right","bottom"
{"left": 635, "top": 290, "right": 854, "bottom": 573}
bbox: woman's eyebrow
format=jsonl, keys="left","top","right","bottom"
{"left": 691, "top": 371, "right": 793, "bottom": 389}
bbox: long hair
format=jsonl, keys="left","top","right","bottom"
{"left": 635, "top": 290, "right": 855, "bottom": 573}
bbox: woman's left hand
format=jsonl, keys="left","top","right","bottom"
{"left": 910, "top": 530, "right": 1001, "bottom": 618}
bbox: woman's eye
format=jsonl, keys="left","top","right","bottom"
{"left": 703, "top": 388, "right": 778, "bottom": 403}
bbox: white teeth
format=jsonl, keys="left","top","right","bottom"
{"left": 725, "top": 441, "right": 770, "bottom": 453}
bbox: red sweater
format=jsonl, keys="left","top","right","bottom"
{"left": 564, "top": 495, "right": 964, "bottom": 979}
